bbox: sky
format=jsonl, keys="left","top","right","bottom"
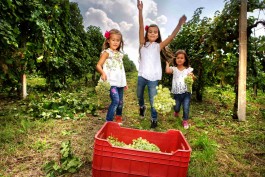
{"left": 70, "top": 0, "right": 264, "bottom": 68}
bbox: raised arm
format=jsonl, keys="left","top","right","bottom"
{"left": 160, "top": 15, "right": 186, "bottom": 50}
{"left": 137, "top": 0, "right": 145, "bottom": 46}
{"left": 165, "top": 61, "right": 173, "bottom": 74}
{"left": 96, "top": 51, "right": 109, "bottom": 81}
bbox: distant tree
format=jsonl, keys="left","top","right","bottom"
{"left": 167, "top": 0, "right": 265, "bottom": 103}
{"left": 123, "top": 54, "right": 137, "bottom": 73}
{"left": 86, "top": 25, "right": 105, "bottom": 83}
{"left": 0, "top": 1, "right": 99, "bottom": 94}
{"left": 0, "top": 0, "right": 47, "bottom": 95}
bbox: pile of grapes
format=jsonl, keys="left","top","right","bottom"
{"left": 184, "top": 75, "right": 194, "bottom": 93}
{"left": 95, "top": 80, "right": 111, "bottom": 106}
{"left": 153, "top": 84, "right": 175, "bottom": 115}
{"left": 107, "top": 136, "right": 160, "bottom": 152}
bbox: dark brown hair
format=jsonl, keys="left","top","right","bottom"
{"left": 173, "top": 50, "right": 189, "bottom": 67}
{"left": 141, "top": 24, "right": 173, "bottom": 62}
{"left": 144, "top": 24, "right": 162, "bottom": 45}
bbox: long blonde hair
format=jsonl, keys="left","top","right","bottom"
{"left": 102, "top": 29, "right": 124, "bottom": 51}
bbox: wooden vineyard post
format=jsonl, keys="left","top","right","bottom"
{"left": 22, "top": 74, "right": 27, "bottom": 99}
{"left": 237, "top": 0, "right": 247, "bottom": 121}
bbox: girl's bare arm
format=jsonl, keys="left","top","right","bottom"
{"left": 96, "top": 52, "right": 109, "bottom": 81}
{"left": 160, "top": 15, "right": 186, "bottom": 50}
{"left": 165, "top": 61, "right": 173, "bottom": 74}
{"left": 138, "top": 0, "right": 145, "bottom": 46}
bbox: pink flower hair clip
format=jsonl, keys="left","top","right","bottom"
{"left": 145, "top": 25, "right": 149, "bottom": 31}
{"left": 104, "top": 31, "right": 110, "bottom": 39}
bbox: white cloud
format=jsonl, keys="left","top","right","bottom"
{"left": 155, "top": 15, "right": 167, "bottom": 25}
{"left": 119, "top": 21, "right": 133, "bottom": 31}
{"left": 88, "top": 0, "right": 136, "bottom": 21}
{"left": 84, "top": 8, "right": 120, "bottom": 31}
{"left": 75, "top": 0, "right": 171, "bottom": 68}
{"left": 148, "top": 1, "right": 158, "bottom": 16}
{"left": 145, "top": 18, "right": 156, "bottom": 25}
{"left": 159, "top": 27, "right": 167, "bottom": 39}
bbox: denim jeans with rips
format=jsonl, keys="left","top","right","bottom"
{"left": 106, "top": 86, "right": 124, "bottom": 121}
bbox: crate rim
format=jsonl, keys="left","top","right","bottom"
{"left": 94, "top": 122, "right": 192, "bottom": 154}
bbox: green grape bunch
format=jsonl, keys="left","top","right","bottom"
{"left": 130, "top": 137, "right": 160, "bottom": 152}
{"left": 107, "top": 136, "right": 161, "bottom": 152}
{"left": 95, "top": 80, "right": 111, "bottom": 106}
{"left": 184, "top": 75, "right": 194, "bottom": 93}
{"left": 153, "top": 85, "right": 175, "bottom": 115}
{"left": 107, "top": 136, "right": 127, "bottom": 147}
{"left": 95, "top": 80, "right": 111, "bottom": 96}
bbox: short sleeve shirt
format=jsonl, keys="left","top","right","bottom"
{"left": 102, "top": 48, "right": 127, "bottom": 87}
{"left": 170, "top": 66, "right": 193, "bottom": 94}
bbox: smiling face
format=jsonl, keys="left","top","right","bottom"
{"left": 173, "top": 50, "right": 189, "bottom": 67}
{"left": 175, "top": 53, "right": 186, "bottom": 66}
{"left": 147, "top": 26, "right": 159, "bottom": 42}
{"left": 108, "top": 34, "right": 122, "bottom": 51}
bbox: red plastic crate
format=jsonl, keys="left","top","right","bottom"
{"left": 92, "top": 122, "right": 191, "bottom": 177}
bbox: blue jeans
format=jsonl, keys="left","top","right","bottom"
{"left": 174, "top": 92, "right": 191, "bottom": 120}
{"left": 137, "top": 76, "right": 158, "bottom": 120}
{"left": 106, "top": 86, "right": 124, "bottom": 121}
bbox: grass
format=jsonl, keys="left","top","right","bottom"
{"left": 0, "top": 71, "right": 265, "bottom": 176}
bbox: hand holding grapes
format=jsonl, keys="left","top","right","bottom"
{"left": 187, "top": 72, "right": 195, "bottom": 80}
{"left": 101, "top": 72, "right": 107, "bottom": 81}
